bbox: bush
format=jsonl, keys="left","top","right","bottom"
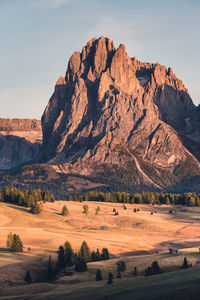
{"left": 134, "top": 208, "right": 137, "bottom": 212}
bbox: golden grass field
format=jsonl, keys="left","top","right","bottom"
{"left": 1, "top": 200, "right": 200, "bottom": 299}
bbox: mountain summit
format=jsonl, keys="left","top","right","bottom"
{"left": 37, "top": 37, "right": 200, "bottom": 190}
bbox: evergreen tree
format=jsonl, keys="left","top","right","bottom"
{"left": 83, "top": 204, "right": 89, "bottom": 215}
{"left": 74, "top": 257, "right": 87, "bottom": 272}
{"left": 57, "top": 245, "right": 65, "bottom": 270}
{"left": 91, "top": 250, "right": 97, "bottom": 261}
{"left": 133, "top": 266, "right": 137, "bottom": 276}
{"left": 30, "top": 203, "right": 42, "bottom": 214}
{"left": 151, "top": 261, "right": 162, "bottom": 275}
{"left": 96, "top": 269, "right": 103, "bottom": 281}
{"left": 116, "top": 270, "right": 121, "bottom": 278}
{"left": 25, "top": 270, "right": 32, "bottom": 284}
{"left": 117, "top": 260, "right": 126, "bottom": 272}
{"left": 62, "top": 205, "right": 69, "bottom": 216}
{"left": 183, "top": 257, "right": 189, "bottom": 269}
{"left": 79, "top": 241, "right": 91, "bottom": 262}
{"left": 96, "top": 248, "right": 102, "bottom": 261}
{"left": 64, "top": 241, "right": 74, "bottom": 266}
{"left": 7, "top": 232, "right": 14, "bottom": 249}
{"left": 95, "top": 206, "right": 100, "bottom": 215}
{"left": 107, "top": 272, "right": 113, "bottom": 284}
{"left": 145, "top": 266, "right": 152, "bottom": 276}
{"left": 47, "top": 256, "right": 54, "bottom": 282}
{"left": 11, "top": 234, "right": 23, "bottom": 252}
{"left": 101, "top": 248, "right": 109, "bottom": 260}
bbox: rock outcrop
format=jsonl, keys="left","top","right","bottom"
{"left": 38, "top": 37, "right": 200, "bottom": 191}
{"left": 0, "top": 119, "right": 42, "bottom": 169}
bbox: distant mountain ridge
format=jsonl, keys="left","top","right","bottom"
{"left": 1, "top": 37, "right": 200, "bottom": 193}
{"left": 0, "top": 118, "right": 42, "bottom": 170}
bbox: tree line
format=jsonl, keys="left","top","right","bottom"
{"left": 0, "top": 186, "right": 55, "bottom": 207}
{"left": 67, "top": 191, "right": 200, "bottom": 206}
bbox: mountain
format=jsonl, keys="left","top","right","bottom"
{"left": 37, "top": 36, "right": 200, "bottom": 192}
{"left": 0, "top": 118, "right": 42, "bottom": 169}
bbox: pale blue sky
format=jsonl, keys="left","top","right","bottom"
{"left": 0, "top": 0, "right": 199, "bottom": 119}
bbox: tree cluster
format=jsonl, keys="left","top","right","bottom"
{"left": 145, "top": 261, "right": 163, "bottom": 276}
{"left": 7, "top": 232, "right": 23, "bottom": 252}
{"left": 0, "top": 186, "right": 55, "bottom": 208}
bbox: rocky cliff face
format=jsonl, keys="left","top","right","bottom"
{"left": 0, "top": 119, "right": 42, "bottom": 170}
{"left": 37, "top": 37, "right": 200, "bottom": 191}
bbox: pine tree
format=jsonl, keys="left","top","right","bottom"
{"left": 57, "top": 245, "right": 65, "bottom": 270}
{"left": 107, "top": 272, "right": 113, "bottom": 284}
{"left": 64, "top": 241, "right": 74, "bottom": 266}
{"left": 133, "top": 266, "right": 137, "bottom": 276}
{"left": 83, "top": 204, "right": 89, "bottom": 215}
{"left": 101, "top": 248, "right": 109, "bottom": 260}
{"left": 7, "top": 232, "right": 14, "bottom": 249}
{"left": 96, "top": 269, "right": 103, "bottom": 281}
{"left": 79, "top": 241, "right": 91, "bottom": 262}
{"left": 62, "top": 205, "right": 69, "bottom": 216}
{"left": 74, "top": 257, "right": 87, "bottom": 272}
{"left": 117, "top": 260, "right": 126, "bottom": 272}
{"left": 151, "top": 261, "right": 162, "bottom": 274}
{"left": 116, "top": 270, "right": 121, "bottom": 278}
{"left": 96, "top": 248, "right": 102, "bottom": 261}
{"left": 25, "top": 270, "right": 32, "bottom": 284}
{"left": 95, "top": 206, "right": 100, "bottom": 215}
{"left": 30, "top": 203, "right": 42, "bottom": 214}
{"left": 183, "top": 257, "right": 189, "bottom": 269}
{"left": 91, "top": 250, "right": 97, "bottom": 261}
{"left": 11, "top": 234, "right": 23, "bottom": 252}
{"left": 145, "top": 266, "right": 152, "bottom": 276}
{"left": 47, "top": 256, "right": 54, "bottom": 282}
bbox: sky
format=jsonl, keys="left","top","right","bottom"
{"left": 0, "top": 0, "right": 200, "bottom": 119}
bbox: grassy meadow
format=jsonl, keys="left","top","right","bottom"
{"left": 1, "top": 200, "right": 200, "bottom": 299}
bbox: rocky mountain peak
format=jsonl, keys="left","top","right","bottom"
{"left": 39, "top": 37, "right": 200, "bottom": 191}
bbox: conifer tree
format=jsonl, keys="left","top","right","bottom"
{"left": 79, "top": 241, "right": 91, "bottom": 262}
{"left": 47, "top": 256, "right": 54, "bottom": 282}
{"left": 64, "top": 241, "right": 74, "bottom": 266}
{"left": 96, "top": 269, "right": 103, "bottom": 281}
{"left": 25, "top": 270, "right": 32, "bottom": 284}
{"left": 116, "top": 270, "right": 121, "bottom": 278}
{"left": 7, "top": 232, "right": 14, "bottom": 249}
{"left": 83, "top": 204, "right": 89, "bottom": 215}
{"left": 107, "top": 272, "right": 113, "bottom": 284}
{"left": 133, "top": 266, "right": 137, "bottom": 276}
{"left": 95, "top": 206, "right": 100, "bottom": 215}
{"left": 183, "top": 257, "right": 189, "bottom": 269}
{"left": 74, "top": 257, "right": 87, "bottom": 272}
{"left": 11, "top": 234, "right": 23, "bottom": 252}
{"left": 101, "top": 248, "right": 109, "bottom": 260}
{"left": 62, "top": 205, "right": 69, "bottom": 216}
{"left": 57, "top": 245, "right": 65, "bottom": 270}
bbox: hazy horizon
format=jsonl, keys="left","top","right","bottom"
{"left": 0, "top": 0, "right": 200, "bottom": 119}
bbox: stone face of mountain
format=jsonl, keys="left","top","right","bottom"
{"left": 37, "top": 37, "right": 200, "bottom": 191}
{"left": 0, "top": 119, "right": 42, "bottom": 170}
